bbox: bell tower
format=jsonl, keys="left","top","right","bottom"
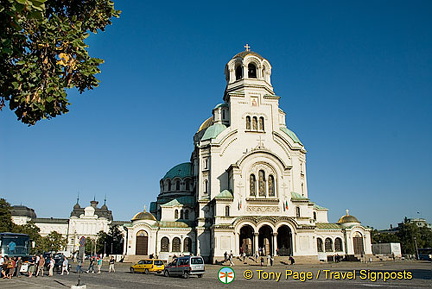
{"left": 224, "top": 44, "right": 274, "bottom": 101}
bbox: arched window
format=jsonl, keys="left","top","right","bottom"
{"left": 161, "top": 237, "right": 169, "bottom": 252}
{"left": 248, "top": 63, "right": 257, "bottom": 78}
{"left": 183, "top": 238, "right": 191, "bottom": 252}
{"left": 259, "top": 117, "right": 264, "bottom": 131}
{"left": 250, "top": 174, "right": 256, "bottom": 196}
{"left": 235, "top": 65, "right": 242, "bottom": 80}
{"left": 317, "top": 238, "right": 323, "bottom": 252}
{"left": 180, "top": 209, "right": 184, "bottom": 219}
{"left": 335, "top": 238, "right": 343, "bottom": 252}
{"left": 204, "top": 179, "right": 208, "bottom": 194}
{"left": 246, "top": 116, "right": 251, "bottom": 130}
{"left": 184, "top": 209, "right": 189, "bottom": 220}
{"left": 296, "top": 206, "right": 300, "bottom": 218}
{"left": 225, "top": 206, "right": 230, "bottom": 217}
{"left": 222, "top": 109, "right": 226, "bottom": 119}
{"left": 325, "top": 238, "right": 333, "bottom": 252}
{"left": 168, "top": 180, "right": 172, "bottom": 191}
{"left": 185, "top": 179, "right": 190, "bottom": 191}
{"left": 176, "top": 180, "right": 180, "bottom": 191}
{"left": 174, "top": 209, "right": 178, "bottom": 219}
{"left": 258, "top": 170, "right": 266, "bottom": 196}
{"left": 313, "top": 212, "right": 317, "bottom": 221}
{"left": 172, "top": 237, "right": 181, "bottom": 252}
{"left": 268, "top": 175, "right": 275, "bottom": 197}
{"left": 252, "top": 117, "right": 258, "bottom": 130}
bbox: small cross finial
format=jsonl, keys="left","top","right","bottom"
{"left": 144, "top": 205, "right": 147, "bottom": 212}
{"left": 244, "top": 44, "right": 251, "bottom": 51}
{"left": 346, "top": 209, "right": 349, "bottom": 216}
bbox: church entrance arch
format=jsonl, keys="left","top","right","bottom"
{"left": 258, "top": 225, "right": 273, "bottom": 256}
{"left": 135, "top": 230, "right": 148, "bottom": 255}
{"left": 277, "top": 225, "right": 292, "bottom": 256}
{"left": 353, "top": 232, "right": 364, "bottom": 255}
{"left": 239, "top": 225, "right": 254, "bottom": 256}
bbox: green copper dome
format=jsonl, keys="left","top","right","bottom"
{"left": 163, "top": 162, "right": 193, "bottom": 179}
{"left": 202, "top": 123, "right": 227, "bottom": 141}
{"left": 280, "top": 127, "right": 303, "bottom": 145}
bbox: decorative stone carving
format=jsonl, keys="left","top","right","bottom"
{"left": 246, "top": 206, "right": 280, "bottom": 213}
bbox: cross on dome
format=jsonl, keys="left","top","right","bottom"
{"left": 244, "top": 44, "right": 251, "bottom": 51}
{"left": 346, "top": 209, "right": 350, "bottom": 216}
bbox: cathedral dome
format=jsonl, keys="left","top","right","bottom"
{"left": 232, "top": 50, "right": 265, "bottom": 61}
{"left": 131, "top": 211, "right": 156, "bottom": 222}
{"left": 337, "top": 212, "right": 360, "bottom": 224}
{"left": 162, "top": 162, "right": 193, "bottom": 180}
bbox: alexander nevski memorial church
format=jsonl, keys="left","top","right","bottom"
{"left": 11, "top": 46, "right": 372, "bottom": 263}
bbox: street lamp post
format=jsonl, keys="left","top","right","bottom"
{"left": 413, "top": 237, "right": 419, "bottom": 260}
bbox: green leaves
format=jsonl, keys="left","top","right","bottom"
{"left": 0, "top": 0, "right": 121, "bottom": 125}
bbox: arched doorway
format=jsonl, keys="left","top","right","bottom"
{"left": 239, "top": 225, "right": 254, "bottom": 255}
{"left": 258, "top": 225, "right": 273, "bottom": 256}
{"left": 135, "top": 230, "right": 148, "bottom": 255}
{"left": 277, "top": 225, "right": 292, "bottom": 256}
{"left": 353, "top": 232, "right": 364, "bottom": 255}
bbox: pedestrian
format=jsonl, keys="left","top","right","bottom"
{"left": 97, "top": 257, "right": 103, "bottom": 274}
{"left": 76, "top": 259, "right": 84, "bottom": 273}
{"left": 86, "top": 256, "right": 95, "bottom": 273}
{"left": 224, "top": 251, "right": 228, "bottom": 261}
{"left": 61, "top": 257, "right": 69, "bottom": 275}
{"left": 260, "top": 256, "right": 264, "bottom": 266}
{"left": 34, "top": 254, "right": 40, "bottom": 276}
{"left": 48, "top": 257, "right": 54, "bottom": 276}
{"left": 27, "top": 256, "right": 36, "bottom": 278}
{"left": 228, "top": 253, "right": 234, "bottom": 266}
{"left": 242, "top": 252, "right": 246, "bottom": 262}
{"left": 270, "top": 255, "right": 274, "bottom": 266}
{"left": 7, "top": 257, "right": 16, "bottom": 279}
{"left": 255, "top": 251, "right": 259, "bottom": 262}
{"left": 267, "top": 254, "right": 271, "bottom": 266}
{"left": 108, "top": 256, "right": 115, "bottom": 272}
{"left": 36, "top": 254, "right": 45, "bottom": 277}
{"left": 0, "top": 255, "right": 4, "bottom": 278}
{"left": 15, "top": 257, "right": 22, "bottom": 277}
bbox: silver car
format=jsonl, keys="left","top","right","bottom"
{"left": 163, "top": 256, "right": 205, "bottom": 278}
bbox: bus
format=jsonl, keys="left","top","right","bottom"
{"left": 0, "top": 232, "right": 31, "bottom": 257}
{"left": 418, "top": 248, "right": 432, "bottom": 261}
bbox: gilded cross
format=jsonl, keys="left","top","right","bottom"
{"left": 244, "top": 44, "right": 251, "bottom": 51}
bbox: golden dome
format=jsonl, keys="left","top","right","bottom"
{"left": 197, "top": 117, "right": 213, "bottom": 132}
{"left": 337, "top": 210, "right": 360, "bottom": 224}
{"left": 131, "top": 211, "right": 156, "bottom": 222}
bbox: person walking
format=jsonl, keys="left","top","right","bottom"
{"left": 48, "top": 257, "right": 54, "bottom": 277}
{"left": 36, "top": 254, "right": 45, "bottom": 277}
{"left": 108, "top": 256, "right": 115, "bottom": 273}
{"left": 86, "top": 257, "right": 95, "bottom": 273}
{"left": 61, "top": 257, "right": 69, "bottom": 275}
{"left": 97, "top": 257, "right": 103, "bottom": 274}
{"left": 15, "top": 257, "right": 22, "bottom": 278}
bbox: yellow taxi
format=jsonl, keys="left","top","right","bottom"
{"left": 130, "top": 259, "right": 165, "bottom": 274}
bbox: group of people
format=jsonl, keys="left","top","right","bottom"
{"left": 0, "top": 254, "right": 58, "bottom": 279}
{"left": 0, "top": 255, "right": 21, "bottom": 279}
{"left": 0, "top": 253, "right": 117, "bottom": 280}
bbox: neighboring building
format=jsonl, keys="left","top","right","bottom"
{"left": 125, "top": 47, "right": 373, "bottom": 263}
{"left": 11, "top": 199, "right": 126, "bottom": 256}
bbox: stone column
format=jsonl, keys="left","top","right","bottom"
{"left": 272, "top": 232, "right": 278, "bottom": 256}
{"left": 254, "top": 232, "right": 259, "bottom": 255}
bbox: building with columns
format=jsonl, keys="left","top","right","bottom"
{"left": 125, "top": 47, "right": 372, "bottom": 263}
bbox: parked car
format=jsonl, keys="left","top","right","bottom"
{"left": 163, "top": 256, "right": 205, "bottom": 278}
{"left": 130, "top": 259, "right": 164, "bottom": 274}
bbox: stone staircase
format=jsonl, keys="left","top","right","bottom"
{"left": 123, "top": 255, "right": 148, "bottom": 264}
{"left": 216, "top": 255, "right": 321, "bottom": 266}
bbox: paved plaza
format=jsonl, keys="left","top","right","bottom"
{"left": 1, "top": 260, "right": 430, "bottom": 289}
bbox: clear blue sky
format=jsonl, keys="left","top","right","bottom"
{"left": 1, "top": 0, "right": 431, "bottom": 229}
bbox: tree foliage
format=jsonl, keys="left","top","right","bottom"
{"left": 371, "top": 229, "right": 400, "bottom": 244}
{"left": 95, "top": 224, "right": 123, "bottom": 254}
{"left": 36, "top": 230, "right": 67, "bottom": 252}
{"left": 0, "top": 198, "right": 14, "bottom": 232}
{"left": 0, "top": 0, "right": 120, "bottom": 125}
